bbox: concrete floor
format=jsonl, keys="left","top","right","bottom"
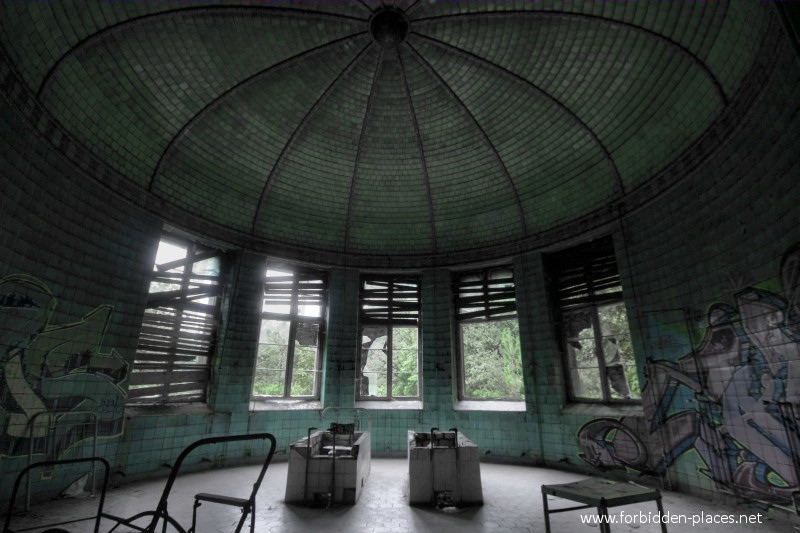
{"left": 5, "top": 458, "right": 799, "bottom": 533}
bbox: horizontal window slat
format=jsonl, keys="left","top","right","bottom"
{"left": 547, "top": 236, "right": 622, "bottom": 308}
{"left": 359, "top": 275, "right": 420, "bottom": 325}
{"left": 129, "top": 369, "right": 208, "bottom": 386}
{"left": 144, "top": 299, "right": 219, "bottom": 315}
{"left": 128, "top": 353, "right": 198, "bottom": 363}
{"left": 135, "top": 344, "right": 212, "bottom": 358}
{"left": 146, "top": 285, "right": 220, "bottom": 305}
{"left": 456, "top": 293, "right": 515, "bottom": 305}
{"left": 132, "top": 237, "right": 223, "bottom": 405}
{"left": 262, "top": 266, "right": 328, "bottom": 322}
{"left": 361, "top": 314, "right": 419, "bottom": 322}
{"left": 138, "top": 325, "right": 214, "bottom": 341}
{"left": 455, "top": 267, "right": 516, "bottom": 320}
{"left": 155, "top": 250, "right": 220, "bottom": 273}
{"left": 138, "top": 327, "right": 215, "bottom": 339}
{"left": 132, "top": 361, "right": 208, "bottom": 370}
{"left": 558, "top": 292, "right": 625, "bottom": 309}
{"left": 456, "top": 309, "right": 517, "bottom": 321}
{"left": 127, "top": 382, "right": 206, "bottom": 399}
{"left": 360, "top": 317, "right": 419, "bottom": 326}
{"left": 457, "top": 303, "right": 517, "bottom": 318}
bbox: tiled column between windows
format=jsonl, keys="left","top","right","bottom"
{"left": 514, "top": 251, "right": 561, "bottom": 463}
{"left": 321, "top": 268, "right": 360, "bottom": 408}
{"left": 420, "top": 268, "right": 455, "bottom": 415}
{"left": 209, "top": 251, "right": 265, "bottom": 414}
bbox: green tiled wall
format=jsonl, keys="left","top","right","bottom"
{"left": 0, "top": 17, "right": 799, "bottom": 514}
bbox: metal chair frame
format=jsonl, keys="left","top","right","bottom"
{"left": 3, "top": 457, "right": 110, "bottom": 533}
{"left": 106, "top": 433, "right": 276, "bottom": 533}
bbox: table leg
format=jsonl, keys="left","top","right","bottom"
{"left": 542, "top": 493, "right": 551, "bottom": 533}
{"left": 656, "top": 496, "right": 668, "bottom": 533}
{"left": 597, "top": 505, "right": 610, "bottom": 533}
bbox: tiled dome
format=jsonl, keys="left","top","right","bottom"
{"left": 0, "top": 1, "right": 771, "bottom": 266}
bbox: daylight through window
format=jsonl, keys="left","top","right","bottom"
{"left": 129, "top": 235, "right": 224, "bottom": 404}
{"left": 547, "top": 236, "right": 640, "bottom": 403}
{"left": 455, "top": 267, "right": 524, "bottom": 400}
{"left": 252, "top": 264, "right": 327, "bottom": 399}
{"left": 358, "top": 276, "right": 420, "bottom": 400}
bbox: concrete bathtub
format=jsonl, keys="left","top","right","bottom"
{"left": 285, "top": 429, "right": 371, "bottom": 505}
{"left": 407, "top": 430, "right": 483, "bottom": 507}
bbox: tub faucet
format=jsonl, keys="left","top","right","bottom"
{"left": 448, "top": 427, "right": 458, "bottom": 448}
{"left": 430, "top": 427, "right": 439, "bottom": 439}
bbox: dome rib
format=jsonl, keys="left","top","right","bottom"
{"left": 250, "top": 41, "right": 375, "bottom": 235}
{"left": 356, "top": 0, "right": 376, "bottom": 15}
{"left": 148, "top": 32, "right": 368, "bottom": 192}
{"left": 411, "top": 10, "right": 729, "bottom": 107}
{"left": 397, "top": 47, "right": 438, "bottom": 254}
{"left": 3, "top": 1, "right": 769, "bottom": 268}
{"left": 406, "top": 41, "right": 529, "bottom": 239}
{"left": 405, "top": 0, "right": 424, "bottom": 18}
{"left": 36, "top": 5, "right": 369, "bottom": 99}
{"left": 344, "top": 46, "right": 385, "bottom": 254}
{"left": 413, "top": 31, "right": 625, "bottom": 197}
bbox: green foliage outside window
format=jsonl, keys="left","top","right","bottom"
{"left": 291, "top": 342, "right": 317, "bottom": 396}
{"left": 392, "top": 327, "right": 419, "bottom": 397}
{"left": 461, "top": 319, "right": 523, "bottom": 399}
{"left": 252, "top": 314, "right": 322, "bottom": 398}
{"left": 361, "top": 327, "right": 419, "bottom": 398}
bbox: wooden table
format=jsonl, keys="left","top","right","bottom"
{"left": 541, "top": 478, "right": 667, "bottom": 533}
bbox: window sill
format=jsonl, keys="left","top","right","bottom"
{"left": 355, "top": 399, "right": 423, "bottom": 410}
{"left": 125, "top": 402, "right": 213, "bottom": 417}
{"left": 250, "top": 398, "right": 322, "bottom": 411}
{"left": 454, "top": 400, "right": 526, "bottom": 412}
{"left": 560, "top": 402, "right": 643, "bottom": 417}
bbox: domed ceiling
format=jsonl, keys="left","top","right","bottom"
{"left": 0, "top": 1, "right": 777, "bottom": 267}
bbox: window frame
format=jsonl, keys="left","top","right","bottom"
{"left": 454, "top": 266, "right": 524, "bottom": 401}
{"left": 357, "top": 275, "right": 422, "bottom": 401}
{"left": 252, "top": 263, "right": 328, "bottom": 400}
{"left": 128, "top": 234, "right": 225, "bottom": 405}
{"left": 547, "top": 237, "right": 640, "bottom": 405}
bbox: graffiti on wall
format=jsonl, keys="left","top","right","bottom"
{"left": 577, "top": 244, "right": 800, "bottom": 505}
{"left": 0, "top": 274, "right": 128, "bottom": 460}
